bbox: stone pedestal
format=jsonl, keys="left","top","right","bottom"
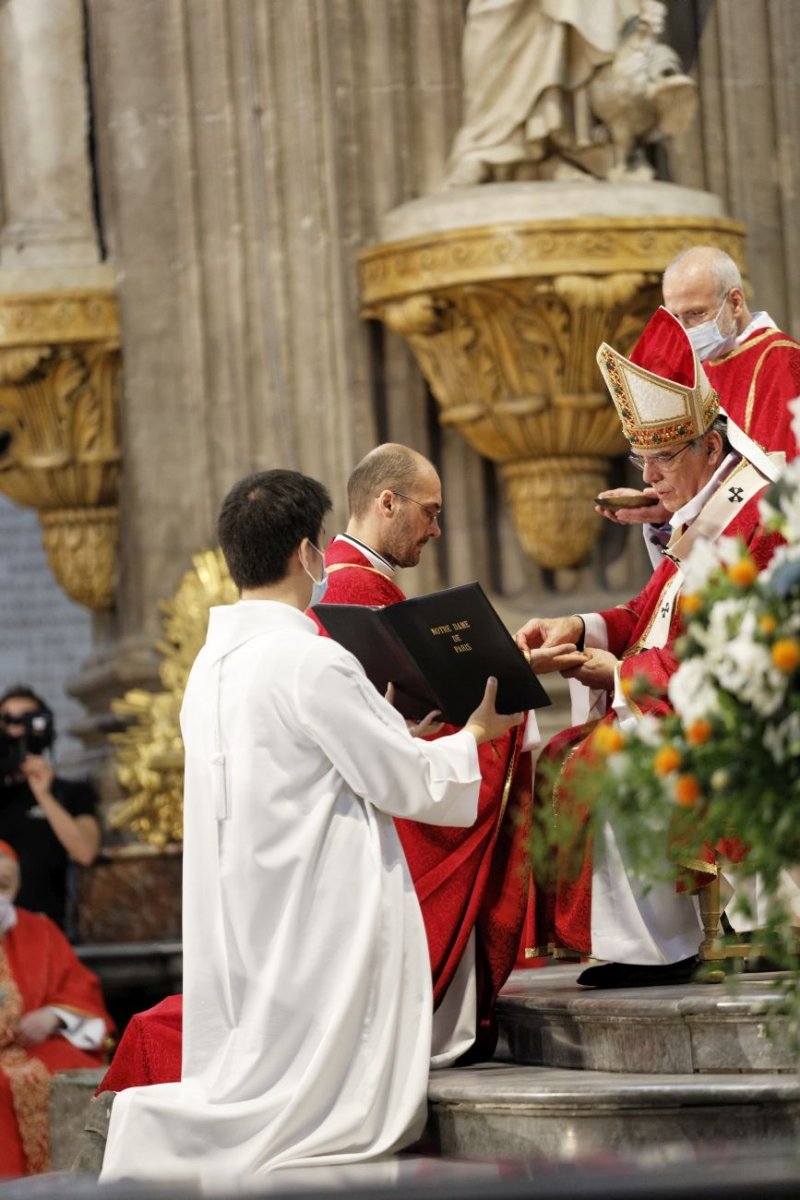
{"left": 76, "top": 845, "right": 182, "bottom": 944}
{"left": 497, "top": 964, "right": 794, "bottom": 1074}
{"left": 50, "top": 1069, "right": 109, "bottom": 1173}
{"left": 427, "top": 964, "right": 800, "bottom": 1161}
{"left": 0, "top": 0, "right": 100, "bottom": 268}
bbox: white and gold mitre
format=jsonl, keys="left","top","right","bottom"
{"left": 596, "top": 306, "right": 720, "bottom": 451}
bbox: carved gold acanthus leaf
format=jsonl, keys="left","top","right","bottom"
{"left": 502, "top": 457, "right": 609, "bottom": 570}
{"left": 0, "top": 285, "right": 122, "bottom": 609}
{"left": 109, "top": 549, "right": 237, "bottom": 847}
{"left": 39, "top": 505, "right": 118, "bottom": 610}
{"left": 0, "top": 346, "right": 52, "bottom": 383}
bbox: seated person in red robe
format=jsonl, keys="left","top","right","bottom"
{"left": 0, "top": 840, "right": 112, "bottom": 1177}
{"left": 516, "top": 308, "right": 785, "bottom": 989}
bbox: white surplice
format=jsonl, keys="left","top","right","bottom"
{"left": 100, "top": 600, "right": 481, "bottom": 1186}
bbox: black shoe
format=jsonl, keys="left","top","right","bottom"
{"left": 576, "top": 955, "right": 700, "bottom": 989}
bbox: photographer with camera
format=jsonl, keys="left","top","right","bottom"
{"left": 0, "top": 686, "right": 100, "bottom": 931}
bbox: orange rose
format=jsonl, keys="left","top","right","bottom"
{"left": 685, "top": 719, "right": 712, "bottom": 746}
{"left": 772, "top": 639, "right": 800, "bottom": 674}
{"left": 680, "top": 593, "right": 703, "bottom": 616}
{"left": 654, "top": 745, "right": 682, "bottom": 775}
{"left": 675, "top": 774, "right": 701, "bottom": 808}
{"left": 726, "top": 557, "right": 758, "bottom": 588}
{"left": 592, "top": 724, "right": 624, "bottom": 756}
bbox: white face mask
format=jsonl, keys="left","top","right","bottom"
{"left": 686, "top": 295, "right": 738, "bottom": 361}
{"left": 0, "top": 893, "right": 16, "bottom": 934}
{"left": 303, "top": 543, "right": 328, "bottom": 607}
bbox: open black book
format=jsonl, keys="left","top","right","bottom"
{"left": 313, "top": 581, "right": 550, "bottom": 727}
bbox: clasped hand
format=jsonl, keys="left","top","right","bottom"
{"left": 515, "top": 617, "right": 617, "bottom": 690}
{"left": 17, "top": 1007, "right": 62, "bottom": 1048}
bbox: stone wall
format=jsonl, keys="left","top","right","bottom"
{"left": 668, "top": 0, "right": 800, "bottom": 337}
{"left": 0, "top": 495, "right": 92, "bottom": 768}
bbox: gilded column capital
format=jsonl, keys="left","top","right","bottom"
{"left": 0, "top": 279, "right": 122, "bottom": 609}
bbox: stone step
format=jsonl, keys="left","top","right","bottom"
{"left": 496, "top": 964, "right": 794, "bottom": 1074}
{"left": 428, "top": 1062, "right": 800, "bottom": 1160}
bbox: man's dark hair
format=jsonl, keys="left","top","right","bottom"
{"left": 691, "top": 413, "right": 731, "bottom": 458}
{"left": 0, "top": 684, "right": 51, "bottom": 714}
{"left": 217, "top": 470, "right": 332, "bottom": 590}
{"left": 347, "top": 444, "right": 431, "bottom": 519}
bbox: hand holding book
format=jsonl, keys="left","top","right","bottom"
{"left": 387, "top": 675, "right": 522, "bottom": 744}
{"left": 384, "top": 682, "right": 444, "bottom": 738}
{"left": 314, "top": 582, "right": 553, "bottom": 726}
{"left": 463, "top": 676, "right": 525, "bottom": 746}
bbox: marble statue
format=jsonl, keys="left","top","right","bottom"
{"left": 444, "top": 0, "right": 697, "bottom": 186}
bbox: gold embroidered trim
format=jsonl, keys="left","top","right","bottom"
{"left": 744, "top": 338, "right": 800, "bottom": 434}
{"left": 0, "top": 947, "right": 51, "bottom": 1173}
{"left": 676, "top": 855, "right": 719, "bottom": 877}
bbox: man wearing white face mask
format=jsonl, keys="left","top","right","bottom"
{"left": 662, "top": 246, "right": 799, "bottom": 460}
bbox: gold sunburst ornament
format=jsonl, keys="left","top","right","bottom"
{"left": 108, "top": 548, "right": 237, "bottom": 847}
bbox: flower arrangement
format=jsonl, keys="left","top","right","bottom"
{"left": 587, "top": 402, "right": 800, "bottom": 992}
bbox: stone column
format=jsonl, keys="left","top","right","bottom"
{"left": 666, "top": 0, "right": 800, "bottom": 338}
{"left": 80, "top": 0, "right": 468, "bottom": 717}
{"left": 0, "top": 0, "right": 100, "bottom": 267}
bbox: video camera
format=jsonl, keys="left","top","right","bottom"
{"left": 0, "top": 708, "right": 54, "bottom": 778}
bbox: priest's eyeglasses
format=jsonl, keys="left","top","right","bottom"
{"left": 628, "top": 442, "right": 693, "bottom": 472}
{"left": 391, "top": 491, "right": 442, "bottom": 525}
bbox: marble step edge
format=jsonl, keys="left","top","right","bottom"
{"left": 428, "top": 1065, "right": 800, "bottom": 1112}
{"left": 495, "top": 985, "right": 788, "bottom": 1020}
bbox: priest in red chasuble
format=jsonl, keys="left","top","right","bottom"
{"left": 516, "top": 307, "right": 785, "bottom": 989}
{"left": 662, "top": 245, "right": 799, "bottom": 462}
{"left": 310, "top": 444, "right": 580, "bottom": 1061}
{"left": 0, "top": 841, "right": 112, "bottom": 1177}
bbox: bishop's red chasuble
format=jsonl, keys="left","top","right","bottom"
{"left": 537, "top": 488, "right": 783, "bottom": 957}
